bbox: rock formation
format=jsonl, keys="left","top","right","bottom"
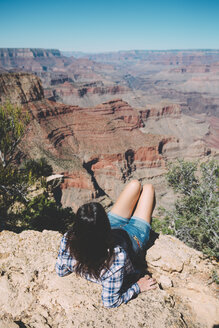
{"left": 1, "top": 48, "right": 219, "bottom": 119}
{"left": 0, "top": 73, "right": 44, "bottom": 104}
{"left": 170, "top": 63, "right": 219, "bottom": 74}
{"left": 83, "top": 49, "right": 219, "bottom": 66}
{"left": 0, "top": 48, "right": 64, "bottom": 73}
{"left": 20, "top": 96, "right": 173, "bottom": 209}
{"left": 0, "top": 48, "right": 62, "bottom": 58}
{"left": 0, "top": 230, "right": 218, "bottom": 328}
{"left": 1, "top": 72, "right": 218, "bottom": 211}
{"left": 51, "top": 81, "right": 129, "bottom": 103}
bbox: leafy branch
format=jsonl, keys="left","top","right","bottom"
{"left": 152, "top": 159, "right": 219, "bottom": 259}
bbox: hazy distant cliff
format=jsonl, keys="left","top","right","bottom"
{"left": 0, "top": 48, "right": 62, "bottom": 59}
{"left": 0, "top": 48, "right": 69, "bottom": 74}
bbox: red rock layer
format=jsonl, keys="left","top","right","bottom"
{"left": 52, "top": 82, "right": 128, "bottom": 98}
{"left": 140, "top": 104, "right": 181, "bottom": 121}
{"left": 23, "top": 98, "right": 170, "bottom": 157}
{"left": 21, "top": 98, "right": 174, "bottom": 205}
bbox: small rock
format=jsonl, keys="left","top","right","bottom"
{"left": 159, "top": 275, "right": 173, "bottom": 289}
{"left": 150, "top": 258, "right": 184, "bottom": 273}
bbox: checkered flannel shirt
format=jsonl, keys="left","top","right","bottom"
{"left": 55, "top": 233, "right": 140, "bottom": 308}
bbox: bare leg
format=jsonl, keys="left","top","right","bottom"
{"left": 132, "top": 184, "right": 155, "bottom": 224}
{"left": 110, "top": 180, "right": 141, "bottom": 218}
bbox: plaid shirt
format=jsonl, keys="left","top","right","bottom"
{"left": 55, "top": 233, "right": 140, "bottom": 308}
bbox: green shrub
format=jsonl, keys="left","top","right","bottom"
{"left": 23, "top": 158, "right": 53, "bottom": 180}
{"left": 0, "top": 103, "right": 74, "bottom": 233}
{"left": 0, "top": 102, "right": 29, "bottom": 168}
{"left": 152, "top": 159, "right": 219, "bottom": 259}
{"left": 211, "top": 270, "right": 219, "bottom": 285}
{"left": 17, "top": 192, "right": 75, "bottom": 233}
{"left": 0, "top": 102, "right": 30, "bottom": 221}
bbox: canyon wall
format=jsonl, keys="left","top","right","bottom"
{"left": 1, "top": 48, "right": 219, "bottom": 119}
{"left": 20, "top": 96, "right": 173, "bottom": 210}
{"left": 0, "top": 73, "right": 44, "bottom": 104}
{"left": 0, "top": 48, "right": 61, "bottom": 59}
{"left": 1, "top": 72, "right": 217, "bottom": 212}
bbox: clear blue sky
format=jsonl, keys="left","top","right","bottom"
{"left": 0, "top": 0, "right": 218, "bottom": 52}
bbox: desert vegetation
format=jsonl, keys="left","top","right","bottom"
{"left": 152, "top": 159, "right": 219, "bottom": 259}
{"left": 0, "top": 103, "right": 74, "bottom": 232}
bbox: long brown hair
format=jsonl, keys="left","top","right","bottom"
{"left": 66, "top": 202, "right": 115, "bottom": 279}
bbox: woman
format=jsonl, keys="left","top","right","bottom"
{"left": 56, "top": 180, "right": 157, "bottom": 308}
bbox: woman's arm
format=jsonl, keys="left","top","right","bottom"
{"left": 101, "top": 269, "right": 140, "bottom": 308}
{"left": 55, "top": 234, "right": 76, "bottom": 277}
{"left": 101, "top": 248, "right": 140, "bottom": 308}
{"left": 101, "top": 248, "right": 157, "bottom": 308}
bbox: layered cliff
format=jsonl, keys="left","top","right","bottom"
{"left": 1, "top": 72, "right": 217, "bottom": 211}
{"left": 21, "top": 97, "right": 173, "bottom": 209}
{"left": 0, "top": 73, "right": 44, "bottom": 104}
{"left": 84, "top": 49, "right": 219, "bottom": 66}
{"left": 52, "top": 81, "right": 129, "bottom": 98}
{"left": 0, "top": 48, "right": 61, "bottom": 58}
{"left": 0, "top": 48, "right": 71, "bottom": 74}
{"left": 1, "top": 48, "right": 219, "bottom": 119}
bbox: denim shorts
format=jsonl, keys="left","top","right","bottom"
{"left": 107, "top": 211, "right": 151, "bottom": 253}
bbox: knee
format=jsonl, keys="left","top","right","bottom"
{"left": 128, "top": 179, "right": 141, "bottom": 193}
{"left": 142, "top": 183, "right": 155, "bottom": 194}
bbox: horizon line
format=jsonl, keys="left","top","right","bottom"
{"left": 1, "top": 47, "right": 219, "bottom": 54}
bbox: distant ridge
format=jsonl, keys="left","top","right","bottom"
{"left": 0, "top": 48, "right": 218, "bottom": 60}
{"left": 0, "top": 48, "right": 62, "bottom": 58}
{"left": 61, "top": 49, "right": 219, "bottom": 58}
{"left": 0, "top": 48, "right": 68, "bottom": 73}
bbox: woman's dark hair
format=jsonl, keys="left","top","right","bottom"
{"left": 66, "top": 202, "right": 114, "bottom": 279}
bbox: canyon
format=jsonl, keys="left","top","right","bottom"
{"left": 1, "top": 48, "right": 219, "bottom": 114}
{"left": 0, "top": 49, "right": 219, "bottom": 328}
{"left": 0, "top": 70, "right": 217, "bottom": 211}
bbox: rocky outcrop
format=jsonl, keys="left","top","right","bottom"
{"left": 52, "top": 81, "right": 129, "bottom": 98}
{"left": 146, "top": 235, "right": 219, "bottom": 328}
{"left": 0, "top": 230, "right": 218, "bottom": 328}
{"left": 0, "top": 73, "right": 44, "bottom": 104}
{"left": 140, "top": 104, "right": 181, "bottom": 121}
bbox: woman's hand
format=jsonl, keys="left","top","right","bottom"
{"left": 137, "top": 275, "right": 157, "bottom": 292}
